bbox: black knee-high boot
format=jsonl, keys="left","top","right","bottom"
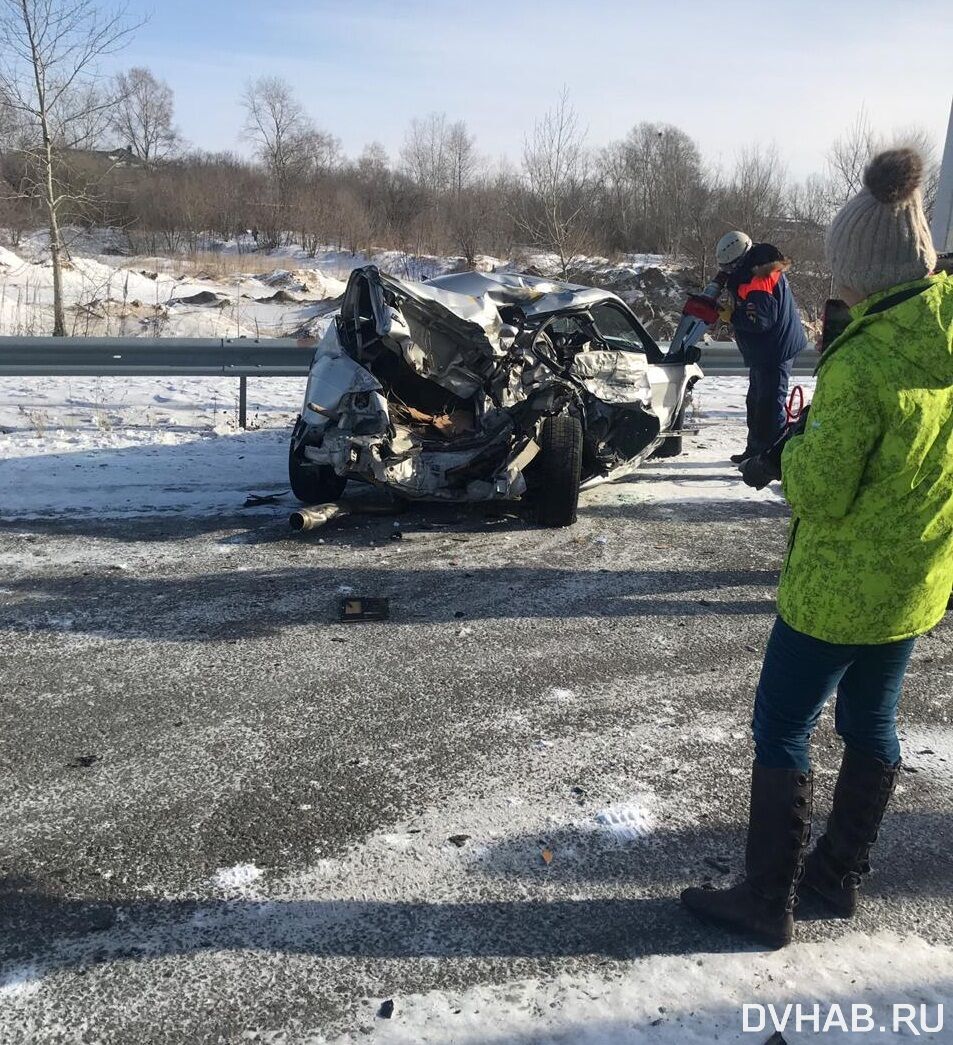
{"left": 802, "top": 747, "right": 900, "bottom": 917}
{"left": 681, "top": 763, "right": 813, "bottom": 948}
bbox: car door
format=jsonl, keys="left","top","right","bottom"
{"left": 589, "top": 301, "right": 688, "bottom": 429}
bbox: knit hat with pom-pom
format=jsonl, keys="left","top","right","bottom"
{"left": 826, "top": 147, "right": 937, "bottom": 301}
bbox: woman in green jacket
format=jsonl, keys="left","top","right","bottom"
{"left": 682, "top": 148, "right": 953, "bottom": 948}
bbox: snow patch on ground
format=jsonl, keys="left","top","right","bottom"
{"left": 326, "top": 932, "right": 953, "bottom": 1044}
{"left": 594, "top": 801, "right": 656, "bottom": 841}
{"left": 0, "top": 423, "right": 295, "bottom": 519}
{"left": 900, "top": 725, "right": 953, "bottom": 785}
{"left": 213, "top": 863, "right": 264, "bottom": 894}
{"left": 0, "top": 374, "right": 313, "bottom": 518}
{"left": 0, "top": 964, "right": 41, "bottom": 998}
{"left": 0, "top": 236, "right": 347, "bottom": 339}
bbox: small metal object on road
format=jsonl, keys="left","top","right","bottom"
{"left": 290, "top": 503, "right": 347, "bottom": 531}
{"left": 66, "top": 754, "right": 100, "bottom": 769}
{"left": 338, "top": 597, "right": 389, "bottom": 623}
{"left": 243, "top": 491, "right": 286, "bottom": 507}
{"left": 448, "top": 834, "right": 470, "bottom": 847}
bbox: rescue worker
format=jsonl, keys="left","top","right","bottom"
{"left": 681, "top": 147, "right": 953, "bottom": 948}
{"left": 715, "top": 231, "right": 809, "bottom": 463}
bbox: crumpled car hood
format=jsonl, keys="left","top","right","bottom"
{"left": 424, "top": 270, "right": 613, "bottom": 317}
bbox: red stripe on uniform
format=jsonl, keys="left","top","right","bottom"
{"left": 736, "top": 270, "right": 782, "bottom": 300}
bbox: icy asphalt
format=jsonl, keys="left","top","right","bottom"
{"left": 1, "top": 445, "right": 951, "bottom": 1042}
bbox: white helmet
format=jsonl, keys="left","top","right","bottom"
{"left": 716, "top": 230, "right": 753, "bottom": 269}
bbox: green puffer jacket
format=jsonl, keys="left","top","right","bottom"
{"left": 778, "top": 272, "right": 953, "bottom": 645}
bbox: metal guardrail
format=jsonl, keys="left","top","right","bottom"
{"left": 0, "top": 335, "right": 816, "bottom": 427}
{"left": 0, "top": 335, "right": 319, "bottom": 427}
{"left": 695, "top": 342, "right": 817, "bottom": 376}
{"left": 0, "top": 336, "right": 316, "bottom": 377}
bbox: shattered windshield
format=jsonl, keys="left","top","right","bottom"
{"left": 589, "top": 302, "right": 651, "bottom": 353}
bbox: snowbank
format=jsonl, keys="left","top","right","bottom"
{"left": 0, "top": 240, "right": 346, "bottom": 339}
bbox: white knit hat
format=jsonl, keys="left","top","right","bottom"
{"left": 826, "top": 147, "right": 937, "bottom": 301}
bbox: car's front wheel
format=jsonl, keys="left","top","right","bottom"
{"left": 289, "top": 443, "right": 347, "bottom": 504}
{"left": 534, "top": 413, "right": 583, "bottom": 527}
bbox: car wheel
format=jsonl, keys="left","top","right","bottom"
{"left": 288, "top": 443, "right": 347, "bottom": 504}
{"left": 651, "top": 399, "right": 687, "bottom": 459}
{"left": 535, "top": 413, "right": 583, "bottom": 527}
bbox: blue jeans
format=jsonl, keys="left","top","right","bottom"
{"left": 752, "top": 617, "right": 916, "bottom": 771}
{"left": 746, "top": 360, "right": 794, "bottom": 453}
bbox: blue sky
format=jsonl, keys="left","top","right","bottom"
{"left": 112, "top": 0, "right": 953, "bottom": 179}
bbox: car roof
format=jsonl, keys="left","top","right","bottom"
{"left": 422, "top": 270, "right": 626, "bottom": 318}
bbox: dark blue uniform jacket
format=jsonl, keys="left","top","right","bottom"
{"left": 728, "top": 247, "right": 808, "bottom": 367}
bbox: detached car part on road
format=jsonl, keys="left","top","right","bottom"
{"left": 289, "top": 267, "right": 703, "bottom": 526}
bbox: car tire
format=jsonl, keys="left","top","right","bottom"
{"left": 651, "top": 399, "right": 687, "bottom": 459}
{"left": 535, "top": 413, "right": 583, "bottom": 527}
{"left": 289, "top": 443, "right": 347, "bottom": 504}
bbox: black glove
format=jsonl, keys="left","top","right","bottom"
{"left": 740, "top": 406, "right": 811, "bottom": 490}
{"left": 740, "top": 449, "right": 782, "bottom": 490}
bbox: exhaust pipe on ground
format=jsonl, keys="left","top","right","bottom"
{"left": 289, "top": 503, "right": 348, "bottom": 532}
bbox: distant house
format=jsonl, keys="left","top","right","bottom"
{"left": 60, "top": 145, "right": 149, "bottom": 171}
{"left": 0, "top": 144, "right": 149, "bottom": 181}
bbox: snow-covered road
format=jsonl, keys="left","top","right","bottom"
{"left": 1, "top": 374, "right": 950, "bottom": 1045}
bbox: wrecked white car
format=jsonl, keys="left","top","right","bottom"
{"left": 289, "top": 267, "right": 703, "bottom": 526}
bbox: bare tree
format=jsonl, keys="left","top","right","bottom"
{"left": 0, "top": 149, "right": 38, "bottom": 244}
{"left": 520, "top": 89, "right": 591, "bottom": 276}
{"left": 400, "top": 112, "right": 450, "bottom": 194}
{"left": 401, "top": 115, "right": 477, "bottom": 193}
{"left": 597, "top": 122, "right": 705, "bottom": 254}
{"left": 0, "top": 83, "right": 23, "bottom": 147}
{"left": 111, "top": 66, "right": 180, "bottom": 163}
{"left": 826, "top": 110, "right": 940, "bottom": 217}
{"left": 720, "top": 144, "right": 787, "bottom": 240}
{"left": 242, "top": 76, "right": 309, "bottom": 175}
{"left": 355, "top": 140, "right": 388, "bottom": 179}
{"left": 448, "top": 175, "right": 498, "bottom": 268}
{"left": 890, "top": 125, "right": 941, "bottom": 216}
{"left": 241, "top": 75, "right": 336, "bottom": 245}
{"left": 681, "top": 169, "right": 723, "bottom": 280}
{"left": 446, "top": 120, "right": 478, "bottom": 196}
{"left": 352, "top": 141, "right": 392, "bottom": 233}
{"left": 59, "top": 79, "right": 112, "bottom": 147}
{"left": 0, "top": 0, "right": 139, "bottom": 334}
{"left": 826, "top": 108, "right": 876, "bottom": 209}
{"left": 788, "top": 172, "right": 833, "bottom": 230}
{"left": 332, "top": 185, "right": 374, "bottom": 255}
{"left": 785, "top": 172, "right": 835, "bottom": 325}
